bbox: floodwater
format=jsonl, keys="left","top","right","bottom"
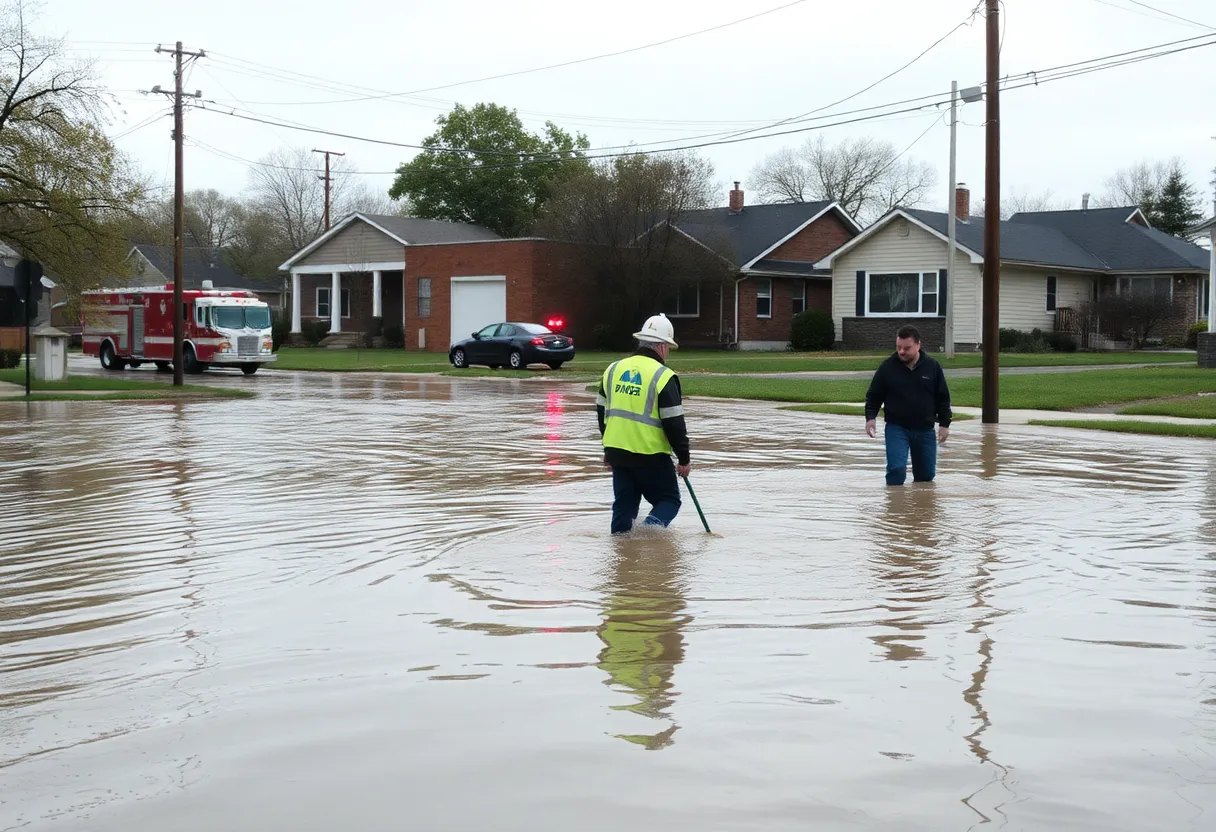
{"left": 2, "top": 367, "right": 1215, "bottom": 831}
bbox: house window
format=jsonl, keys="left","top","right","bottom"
{"left": 317, "top": 286, "right": 351, "bottom": 318}
{"left": 417, "top": 277, "right": 432, "bottom": 318}
{"left": 1117, "top": 275, "right": 1173, "bottom": 302}
{"left": 1200, "top": 277, "right": 1211, "bottom": 320}
{"left": 756, "top": 278, "right": 772, "bottom": 318}
{"left": 1046, "top": 276, "right": 1058, "bottom": 313}
{"left": 661, "top": 282, "right": 700, "bottom": 317}
{"left": 867, "top": 271, "right": 938, "bottom": 316}
{"left": 792, "top": 282, "right": 806, "bottom": 315}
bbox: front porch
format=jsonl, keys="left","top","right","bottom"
{"left": 289, "top": 267, "right": 405, "bottom": 343}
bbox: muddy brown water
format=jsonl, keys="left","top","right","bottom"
{"left": 2, "top": 367, "right": 1215, "bottom": 830}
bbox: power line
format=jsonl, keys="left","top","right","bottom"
{"left": 1124, "top": 0, "right": 1215, "bottom": 30}
{"left": 206, "top": 0, "right": 810, "bottom": 107}
{"left": 1084, "top": 0, "right": 1211, "bottom": 29}
{"left": 191, "top": 32, "right": 1216, "bottom": 168}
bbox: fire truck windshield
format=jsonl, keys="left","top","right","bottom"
{"left": 212, "top": 306, "right": 271, "bottom": 330}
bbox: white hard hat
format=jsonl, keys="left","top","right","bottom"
{"left": 633, "top": 313, "right": 678, "bottom": 348}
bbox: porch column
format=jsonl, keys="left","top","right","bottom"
{"left": 330, "top": 271, "right": 341, "bottom": 333}
{"left": 373, "top": 270, "right": 383, "bottom": 318}
{"left": 1209, "top": 229, "right": 1215, "bottom": 331}
{"left": 290, "top": 271, "right": 302, "bottom": 333}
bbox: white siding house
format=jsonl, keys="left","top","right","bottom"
{"left": 815, "top": 200, "right": 1212, "bottom": 350}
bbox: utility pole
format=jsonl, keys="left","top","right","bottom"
{"left": 312, "top": 148, "right": 345, "bottom": 230}
{"left": 150, "top": 42, "right": 204, "bottom": 387}
{"left": 982, "top": 0, "right": 1001, "bottom": 424}
{"left": 946, "top": 81, "right": 958, "bottom": 360}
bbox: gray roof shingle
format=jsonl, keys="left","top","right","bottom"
{"left": 132, "top": 246, "right": 282, "bottom": 292}
{"left": 674, "top": 201, "right": 836, "bottom": 267}
{"left": 902, "top": 207, "right": 1210, "bottom": 272}
{"left": 359, "top": 214, "right": 501, "bottom": 244}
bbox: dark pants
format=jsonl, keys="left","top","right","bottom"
{"left": 611, "top": 458, "right": 682, "bottom": 534}
{"left": 885, "top": 423, "right": 937, "bottom": 485}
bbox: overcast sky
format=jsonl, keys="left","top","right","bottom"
{"left": 41, "top": 0, "right": 1216, "bottom": 217}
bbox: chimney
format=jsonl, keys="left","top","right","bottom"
{"left": 1082, "top": 192, "right": 1090, "bottom": 210}
{"left": 728, "top": 181, "right": 744, "bottom": 214}
{"left": 955, "top": 183, "right": 970, "bottom": 222}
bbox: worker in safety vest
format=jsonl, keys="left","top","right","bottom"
{"left": 595, "top": 313, "right": 691, "bottom": 534}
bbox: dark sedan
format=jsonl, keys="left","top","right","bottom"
{"left": 449, "top": 322, "right": 575, "bottom": 370}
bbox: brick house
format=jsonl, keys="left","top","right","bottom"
{"left": 279, "top": 212, "right": 501, "bottom": 343}
{"left": 668, "top": 184, "right": 861, "bottom": 349}
{"left": 816, "top": 185, "right": 1214, "bottom": 350}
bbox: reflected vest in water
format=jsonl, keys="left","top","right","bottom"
{"left": 601, "top": 355, "right": 675, "bottom": 456}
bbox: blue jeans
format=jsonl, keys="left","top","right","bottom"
{"left": 611, "top": 459, "right": 682, "bottom": 534}
{"left": 885, "top": 423, "right": 937, "bottom": 485}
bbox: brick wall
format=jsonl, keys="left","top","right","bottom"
{"left": 842, "top": 317, "right": 945, "bottom": 351}
{"left": 1198, "top": 331, "right": 1216, "bottom": 368}
{"left": 767, "top": 211, "right": 856, "bottom": 262}
{"left": 404, "top": 240, "right": 600, "bottom": 351}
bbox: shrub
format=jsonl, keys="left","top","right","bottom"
{"left": 0, "top": 348, "right": 21, "bottom": 369}
{"left": 1187, "top": 321, "right": 1208, "bottom": 350}
{"left": 1045, "top": 331, "right": 1078, "bottom": 352}
{"left": 999, "top": 328, "right": 1024, "bottom": 350}
{"left": 789, "top": 309, "right": 835, "bottom": 351}
{"left": 270, "top": 310, "right": 291, "bottom": 352}
{"left": 382, "top": 323, "right": 405, "bottom": 348}
{"left": 301, "top": 320, "right": 330, "bottom": 346}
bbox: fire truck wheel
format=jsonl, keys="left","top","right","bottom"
{"left": 183, "top": 345, "right": 204, "bottom": 374}
{"left": 155, "top": 362, "right": 171, "bottom": 372}
{"left": 240, "top": 364, "right": 259, "bottom": 375}
{"left": 99, "top": 341, "right": 125, "bottom": 371}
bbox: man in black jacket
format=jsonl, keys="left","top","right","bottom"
{"left": 864, "top": 325, "right": 952, "bottom": 485}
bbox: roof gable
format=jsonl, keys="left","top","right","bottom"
{"left": 279, "top": 212, "right": 500, "bottom": 270}
{"left": 128, "top": 245, "right": 278, "bottom": 291}
{"left": 672, "top": 201, "right": 858, "bottom": 267}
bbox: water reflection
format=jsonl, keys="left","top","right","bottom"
{"left": 595, "top": 531, "right": 691, "bottom": 750}
{"left": 868, "top": 485, "right": 946, "bottom": 662}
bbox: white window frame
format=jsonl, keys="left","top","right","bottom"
{"left": 756, "top": 278, "right": 772, "bottom": 319}
{"left": 1199, "top": 276, "right": 1210, "bottom": 320}
{"left": 316, "top": 286, "right": 352, "bottom": 319}
{"left": 661, "top": 282, "right": 700, "bottom": 318}
{"left": 417, "top": 277, "right": 432, "bottom": 319}
{"left": 1046, "top": 275, "right": 1058, "bottom": 313}
{"left": 865, "top": 270, "right": 939, "bottom": 317}
{"left": 1116, "top": 275, "right": 1173, "bottom": 303}
{"left": 792, "top": 281, "right": 807, "bottom": 315}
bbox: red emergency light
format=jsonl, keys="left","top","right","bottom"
{"left": 546, "top": 316, "right": 565, "bottom": 331}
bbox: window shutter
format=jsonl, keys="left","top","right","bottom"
{"left": 938, "top": 269, "right": 948, "bottom": 317}
{"left": 855, "top": 271, "right": 866, "bottom": 317}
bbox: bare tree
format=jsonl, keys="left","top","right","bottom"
{"left": 1093, "top": 159, "right": 1174, "bottom": 211}
{"left": 980, "top": 188, "right": 1074, "bottom": 219}
{"left": 185, "top": 188, "right": 242, "bottom": 249}
{"left": 0, "top": 0, "right": 143, "bottom": 299}
{"left": 245, "top": 146, "right": 361, "bottom": 252}
{"left": 537, "top": 151, "right": 734, "bottom": 348}
{"left": 748, "top": 135, "right": 936, "bottom": 223}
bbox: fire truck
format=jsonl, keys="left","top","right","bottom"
{"left": 81, "top": 281, "right": 277, "bottom": 375}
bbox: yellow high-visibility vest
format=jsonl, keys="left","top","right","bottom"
{"left": 601, "top": 355, "right": 676, "bottom": 456}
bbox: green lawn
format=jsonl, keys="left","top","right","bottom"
{"left": 1028, "top": 420, "right": 1216, "bottom": 439}
{"left": 679, "top": 367, "right": 1216, "bottom": 411}
{"left": 271, "top": 346, "right": 1194, "bottom": 375}
{"left": 778, "top": 403, "right": 975, "bottom": 420}
{"left": 0, "top": 369, "right": 251, "bottom": 401}
{"left": 1117, "top": 397, "right": 1216, "bottom": 420}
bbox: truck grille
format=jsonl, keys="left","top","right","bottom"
{"left": 237, "top": 336, "right": 259, "bottom": 356}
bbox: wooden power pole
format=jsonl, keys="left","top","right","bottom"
{"left": 312, "top": 148, "right": 345, "bottom": 230}
{"left": 982, "top": 0, "right": 1001, "bottom": 423}
{"left": 152, "top": 42, "right": 204, "bottom": 386}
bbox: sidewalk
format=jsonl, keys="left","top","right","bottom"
{"left": 0, "top": 380, "right": 25, "bottom": 398}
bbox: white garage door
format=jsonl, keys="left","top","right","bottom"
{"left": 450, "top": 276, "right": 507, "bottom": 347}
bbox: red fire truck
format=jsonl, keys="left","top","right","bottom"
{"left": 81, "top": 283, "right": 277, "bottom": 375}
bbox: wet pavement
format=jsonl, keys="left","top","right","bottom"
{"left": 2, "top": 366, "right": 1215, "bottom": 831}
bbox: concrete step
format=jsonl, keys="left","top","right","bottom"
{"left": 319, "top": 333, "right": 363, "bottom": 349}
